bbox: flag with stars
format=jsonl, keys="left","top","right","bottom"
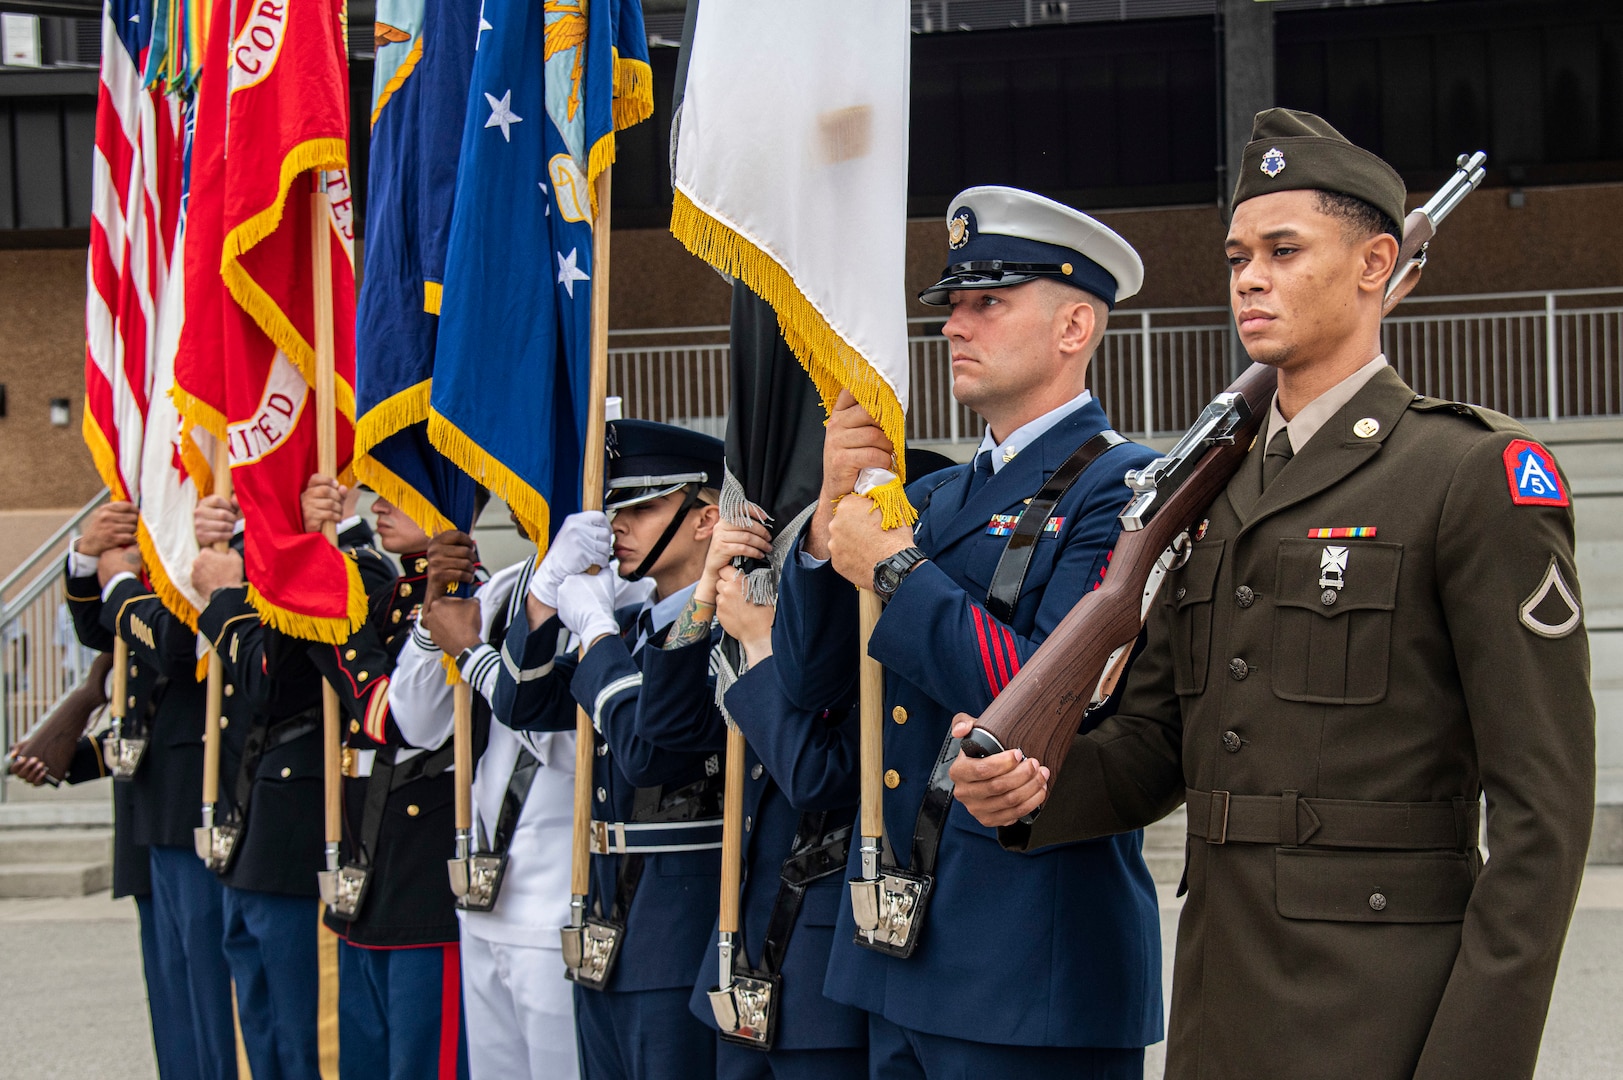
{"left": 352, "top": 0, "right": 484, "bottom": 537}
{"left": 428, "top": 0, "right": 653, "bottom": 544}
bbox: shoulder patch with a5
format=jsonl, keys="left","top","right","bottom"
{"left": 1503, "top": 439, "right": 1568, "bottom": 506}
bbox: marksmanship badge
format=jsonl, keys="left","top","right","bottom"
{"left": 1261, "top": 147, "right": 1287, "bottom": 178}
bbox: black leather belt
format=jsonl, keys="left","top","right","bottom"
{"left": 479, "top": 747, "right": 540, "bottom": 857}
{"left": 985, "top": 429, "right": 1125, "bottom": 623}
{"left": 227, "top": 708, "right": 322, "bottom": 825}
{"left": 757, "top": 812, "right": 852, "bottom": 977}
{"left": 352, "top": 742, "right": 457, "bottom": 869}
{"left": 1185, "top": 788, "right": 1478, "bottom": 851}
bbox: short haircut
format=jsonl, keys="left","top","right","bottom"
{"left": 1315, "top": 190, "right": 1400, "bottom": 246}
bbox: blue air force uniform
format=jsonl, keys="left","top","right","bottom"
{"left": 773, "top": 188, "right": 1165, "bottom": 1078}
{"left": 494, "top": 420, "right": 729, "bottom": 1080}
{"left": 686, "top": 652, "right": 869, "bottom": 1079}
{"left": 63, "top": 552, "right": 238, "bottom": 1080}
{"left": 305, "top": 543, "right": 469, "bottom": 1080}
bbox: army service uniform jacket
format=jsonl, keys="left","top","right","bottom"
{"left": 683, "top": 653, "right": 868, "bottom": 1051}
{"left": 308, "top": 548, "right": 463, "bottom": 946}
{"left": 64, "top": 564, "right": 210, "bottom": 858}
{"left": 774, "top": 398, "right": 1166, "bottom": 1049}
{"left": 495, "top": 594, "right": 725, "bottom": 994}
{"left": 1015, "top": 366, "right": 1595, "bottom": 1080}
{"left": 195, "top": 521, "right": 383, "bottom": 897}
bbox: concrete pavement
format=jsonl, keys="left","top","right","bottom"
{"left": 3, "top": 869, "right": 1620, "bottom": 1079}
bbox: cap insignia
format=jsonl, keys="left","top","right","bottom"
{"left": 1260, "top": 147, "right": 1287, "bottom": 178}
{"left": 948, "top": 212, "right": 970, "bottom": 249}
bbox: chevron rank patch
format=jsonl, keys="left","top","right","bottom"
{"left": 1504, "top": 440, "right": 1568, "bottom": 506}
{"left": 1519, "top": 557, "right": 1581, "bottom": 638}
{"left": 986, "top": 513, "right": 1065, "bottom": 537}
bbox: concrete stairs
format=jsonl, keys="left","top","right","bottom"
{"left": 0, "top": 778, "right": 114, "bottom": 898}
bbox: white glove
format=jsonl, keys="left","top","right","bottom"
{"left": 556, "top": 571, "right": 620, "bottom": 646}
{"left": 530, "top": 511, "right": 614, "bottom": 608}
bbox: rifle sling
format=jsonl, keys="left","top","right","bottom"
{"left": 476, "top": 746, "right": 540, "bottom": 857}
{"left": 985, "top": 429, "right": 1125, "bottom": 623}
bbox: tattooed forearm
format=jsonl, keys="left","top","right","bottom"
{"left": 661, "top": 598, "right": 715, "bottom": 649}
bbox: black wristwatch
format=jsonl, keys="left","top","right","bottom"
{"left": 873, "top": 546, "right": 929, "bottom": 599}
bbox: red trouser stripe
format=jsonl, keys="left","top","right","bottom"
{"left": 438, "top": 941, "right": 461, "bottom": 1080}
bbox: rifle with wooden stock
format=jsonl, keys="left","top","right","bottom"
{"left": 959, "top": 151, "right": 1489, "bottom": 781}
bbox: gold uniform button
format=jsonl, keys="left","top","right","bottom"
{"left": 127, "top": 695, "right": 137, "bottom": 708}
{"left": 391, "top": 609, "right": 403, "bottom": 624}
{"left": 406, "top": 804, "right": 420, "bottom": 817}
{"left": 400, "top": 583, "right": 413, "bottom": 598}
{"left": 415, "top": 558, "right": 428, "bottom": 573}
{"left": 280, "top": 767, "right": 291, "bottom": 778}
{"left": 883, "top": 769, "right": 901, "bottom": 789}
{"left": 891, "top": 706, "right": 907, "bottom": 725}
{"left": 224, "top": 685, "right": 234, "bottom": 697}
{"left": 350, "top": 719, "right": 360, "bottom": 734}
{"left": 357, "top": 671, "right": 369, "bottom": 681}
{"left": 345, "top": 648, "right": 357, "bottom": 661}
{"left": 129, "top": 664, "right": 138, "bottom": 677}
{"left": 219, "top": 717, "right": 229, "bottom": 729}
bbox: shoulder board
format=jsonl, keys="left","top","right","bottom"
{"left": 1409, "top": 396, "right": 1526, "bottom": 434}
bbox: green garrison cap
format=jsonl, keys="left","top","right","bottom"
{"left": 1233, "top": 108, "right": 1406, "bottom": 227}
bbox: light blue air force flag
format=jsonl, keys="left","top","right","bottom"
{"left": 428, "top": 0, "right": 653, "bottom": 545}
{"left": 353, "top": 0, "right": 483, "bottom": 535}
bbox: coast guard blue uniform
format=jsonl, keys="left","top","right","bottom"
{"left": 495, "top": 420, "right": 729, "bottom": 1080}
{"left": 64, "top": 553, "right": 237, "bottom": 1080}
{"left": 686, "top": 653, "right": 868, "bottom": 1079}
{"left": 774, "top": 187, "right": 1166, "bottom": 1078}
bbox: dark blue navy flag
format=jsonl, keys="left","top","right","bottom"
{"left": 428, "top": 0, "right": 652, "bottom": 545}
{"left": 353, "top": 0, "right": 483, "bottom": 535}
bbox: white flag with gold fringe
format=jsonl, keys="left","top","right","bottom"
{"left": 670, "top": 0, "right": 913, "bottom": 523}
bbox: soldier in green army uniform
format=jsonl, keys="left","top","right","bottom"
{"left": 949, "top": 109, "right": 1595, "bottom": 1080}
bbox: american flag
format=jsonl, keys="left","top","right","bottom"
{"left": 83, "top": 0, "right": 185, "bottom": 503}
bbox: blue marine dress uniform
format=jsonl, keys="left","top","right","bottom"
{"left": 686, "top": 654, "right": 868, "bottom": 1080}
{"left": 495, "top": 420, "right": 729, "bottom": 1080}
{"left": 194, "top": 518, "right": 380, "bottom": 1080}
{"left": 774, "top": 188, "right": 1165, "bottom": 1078}
{"left": 306, "top": 543, "right": 469, "bottom": 1080}
{"left": 63, "top": 552, "right": 237, "bottom": 1080}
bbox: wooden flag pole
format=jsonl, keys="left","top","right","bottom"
{"left": 563, "top": 165, "right": 614, "bottom": 973}
{"left": 857, "top": 588, "right": 884, "bottom": 874}
{"left": 715, "top": 721, "right": 746, "bottom": 983}
{"left": 194, "top": 440, "right": 234, "bottom": 865}
{"left": 310, "top": 183, "right": 345, "bottom": 891}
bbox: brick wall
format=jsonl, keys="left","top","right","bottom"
{"left": 4, "top": 181, "right": 1618, "bottom": 512}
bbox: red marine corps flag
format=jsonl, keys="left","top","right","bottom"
{"left": 172, "top": 0, "right": 363, "bottom": 642}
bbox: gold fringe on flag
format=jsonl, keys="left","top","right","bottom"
{"left": 370, "top": 35, "right": 424, "bottom": 128}
{"left": 246, "top": 551, "right": 368, "bottom": 645}
{"left": 669, "top": 187, "right": 915, "bottom": 528}
{"left": 81, "top": 405, "right": 131, "bottom": 503}
{"left": 218, "top": 137, "right": 358, "bottom": 424}
{"left": 135, "top": 518, "right": 201, "bottom": 633}
{"left": 425, "top": 408, "right": 553, "bottom": 558}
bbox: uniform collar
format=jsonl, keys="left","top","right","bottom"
{"left": 1266, "top": 354, "right": 1388, "bottom": 454}
{"left": 976, "top": 389, "right": 1094, "bottom": 473}
{"left": 646, "top": 582, "right": 697, "bottom": 633}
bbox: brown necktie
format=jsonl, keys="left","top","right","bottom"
{"left": 1262, "top": 427, "right": 1294, "bottom": 490}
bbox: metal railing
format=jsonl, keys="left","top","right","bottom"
{"left": 0, "top": 489, "right": 109, "bottom": 789}
{"left": 608, "top": 289, "right": 1623, "bottom": 441}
